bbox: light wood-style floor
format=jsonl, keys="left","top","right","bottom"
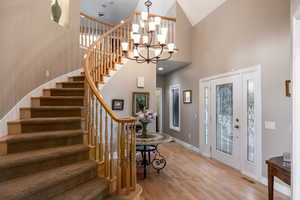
{"left": 137, "top": 142, "right": 288, "bottom": 200}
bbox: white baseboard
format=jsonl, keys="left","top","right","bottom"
{"left": 0, "top": 68, "right": 83, "bottom": 137}
{"left": 170, "top": 136, "right": 291, "bottom": 197}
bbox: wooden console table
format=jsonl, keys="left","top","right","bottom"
{"left": 266, "top": 156, "right": 291, "bottom": 200}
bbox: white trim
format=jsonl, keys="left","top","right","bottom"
{"left": 292, "top": 8, "right": 300, "bottom": 200}
{"left": 169, "top": 84, "right": 181, "bottom": 132}
{"left": 0, "top": 68, "right": 83, "bottom": 137}
{"left": 156, "top": 88, "right": 163, "bottom": 133}
{"left": 259, "top": 177, "right": 291, "bottom": 197}
{"left": 172, "top": 136, "right": 290, "bottom": 197}
{"left": 199, "top": 65, "right": 261, "bottom": 82}
{"left": 198, "top": 65, "right": 263, "bottom": 183}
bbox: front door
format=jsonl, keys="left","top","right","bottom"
{"left": 211, "top": 75, "right": 241, "bottom": 170}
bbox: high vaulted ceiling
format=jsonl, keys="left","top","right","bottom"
{"left": 80, "top": 0, "right": 139, "bottom": 24}
{"left": 177, "top": 0, "right": 227, "bottom": 26}
{"left": 80, "top": 0, "right": 227, "bottom": 26}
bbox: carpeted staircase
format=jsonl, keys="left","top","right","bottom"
{"left": 0, "top": 73, "right": 123, "bottom": 200}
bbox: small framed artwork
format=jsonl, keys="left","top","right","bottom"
{"left": 132, "top": 92, "right": 150, "bottom": 115}
{"left": 183, "top": 90, "right": 192, "bottom": 104}
{"left": 285, "top": 80, "right": 292, "bottom": 97}
{"left": 112, "top": 99, "right": 124, "bottom": 111}
{"left": 137, "top": 77, "right": 145, "bottom": 88}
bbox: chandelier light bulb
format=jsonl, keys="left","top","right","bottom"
{"left": 149, "top": 22, "right": 156, "bottom": 32}
{"left": 157, "top": 34, "right": 166, "bottom": 44}
{"left": 167, "top": 43, "right": 175, "bottom": 52}
{"left": 121, "top": 42, "right": 129, "bottom": 51}
{"left": 133, "top": 49, "right": 139, "bottom": 58}
{"left": 143, "top": 35, "right": 149, "bottom": 44}
{"left": 141, "top": 12, "right": 148, "bottom": 21}
{"left": 132, "top": 24, "right": 140, "bottom": 33}
{"left": 132, "top": 34, "right": 141, "bottom": 44}
{"left": 155, "top": 17, "right": 161, "bottom": 25}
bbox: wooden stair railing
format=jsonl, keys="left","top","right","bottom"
{"left": 80, "top": 13, "right": 114, "bottom": 48}
{"left": 83, "top": 13, "right": 176, "bottom": 195}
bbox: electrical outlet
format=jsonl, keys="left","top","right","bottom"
{"left": 45, "top": 70, "right": 50, "bottom": 77}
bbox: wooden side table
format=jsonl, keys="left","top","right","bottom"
{"left": 266, "top": 156, "right": 291, "bottom": 200}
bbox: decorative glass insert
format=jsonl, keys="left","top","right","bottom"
{"left": 216, "top": 83, "right": 233, "bottom": 155}
{"left": 247, "top": 80, "right": 255, "bottom": 162}
{"left": 204, "top": 87, "right": 209, "bottom": 144}
{"left": 171, "top": 87, "right": 180, "bottom": 128}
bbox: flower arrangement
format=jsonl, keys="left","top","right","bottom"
{"left": 137, "top": 110, "right": 156, "bottom": 138}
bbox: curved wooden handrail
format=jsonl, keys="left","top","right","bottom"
{"left": 83, "top": 11, "right": 176, "bottom": 195}
{"left": 84, "top": 16, "right": 135, "bottom": 123}
{"left": 131, "top": 12, "right": 176, "bottom": 22}
{"left": 80, "top": 12, "right": 114, "bottom": 27}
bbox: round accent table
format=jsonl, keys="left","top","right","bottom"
{"left": 136, "top": 133, "right": 172, "bottom": 179}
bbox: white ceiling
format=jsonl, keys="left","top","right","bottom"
{"left": 80, "top": 0, "right": 139, "bottom": 24}
{"left": 177, "top": 0, "right": 227, "bottom": 26}
{"left": 80, "top": 0, "right": 227, "bottom": 26}
{"left": 135, "top": 0, "right": 176, "bottom": 18}
{"left": 156, "top": 60, "right": 190, "bottom": 75}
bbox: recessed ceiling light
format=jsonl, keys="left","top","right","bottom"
{"left": 158, "top": 67, "right": 164, "bottom": 71}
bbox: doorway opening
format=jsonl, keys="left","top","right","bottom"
{"left": 199, "top": 66, "right": 262, "bottom": 179}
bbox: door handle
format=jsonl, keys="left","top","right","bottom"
{"left": 234, "top": 125, "right": 239, "bottom": 129}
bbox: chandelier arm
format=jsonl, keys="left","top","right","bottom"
{"left": 137, "top": 47, "right": 147, "bottom": 60}
{"left": 157, "top": 52, "right": 173, "bottom": 62}
{"left": 136, "top": 58, "right": 147, "bottom": 64}
{"left": 125, "top": 55, "right": 139, "bottom": 61}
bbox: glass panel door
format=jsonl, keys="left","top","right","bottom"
{"left": 211, "top": 76, "right": 241, "bottom": 170}
{"left": 216, "top": 83, "right": 234, "bottom": 155}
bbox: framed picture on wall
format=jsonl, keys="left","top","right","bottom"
{"left": 183, "top": 90, "right": 192, "bottom": 104}
{"left": 112, "top": 99, "right": 124, "bottom": 111}
{"left": 132, "top": 92, "right": 150, "bottom": 115}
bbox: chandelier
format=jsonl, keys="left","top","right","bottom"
{"left": 121, "top": 0, "right": 177, "bottom": 64}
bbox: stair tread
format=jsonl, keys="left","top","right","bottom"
{"left": 45, "top": 88, "right": 84, "bottom": 91}
{"left": 21, "top": 106, "right": 83, "bottom": 110}
{"left": 0, "top": 144, "right": 89, "bottom": 169}
{"left": 0, "top": 129, "right": 84, "bottom": 143}
{"left": 50, "top": 178, "right": 109, "bottom": 200}
{"left": 70, "top": 75, "right": 85, "bottom": 78}
{"left": 57, "top": 81, "right": 85, "bottom": 84}
{"left": 0, "top": 160, "right": 97, "bottom": 200}
{"left": 32, "top": 96, "right": 84, "bottom": 99}
{"left": 7, "top": 117, "right": 83, "bottom": 124}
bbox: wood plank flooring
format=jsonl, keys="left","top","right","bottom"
{"left": 137, "top": 142, "right": 288, "bottom": 200}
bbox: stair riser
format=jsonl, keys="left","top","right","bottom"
{"left": 43, "top": 90, "right": 84, "bottom": 97}
{"left": 22, "top": 167, "right": 97, "bottom": 200}
{"left": 4, "top": 135, "right": 83, "bottom": 154}
{"left": 8, "top": 120, "right": 82, "bottom": 135}
{"left": 20, "top": 109, "right": 83, "bottom": 119}
{"left": 14, "top": 166, "right": 96, "bottom": 200}
{"left": 0, "top": 151, "right": 89, "bottom": 183}
{"left": 56, "top": 82, "right": 84, "bottom": 88}
{"left": 68, "top": 76, "right": 85, "bottom": 82}
{"left": 32, "top": 98, "right": 84, "bottom": 107}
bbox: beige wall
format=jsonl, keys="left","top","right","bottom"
{"left": 173, "top": 3, "right": 193, "bottom": 63}
{"left": 101, "top": 61, "right": 157, "bottom": 131}
{"left": 0, "top": 0, "right": 80, "bottom": 118}
{"left": 163, "top": 0, "right": 291, "bottom": 177}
